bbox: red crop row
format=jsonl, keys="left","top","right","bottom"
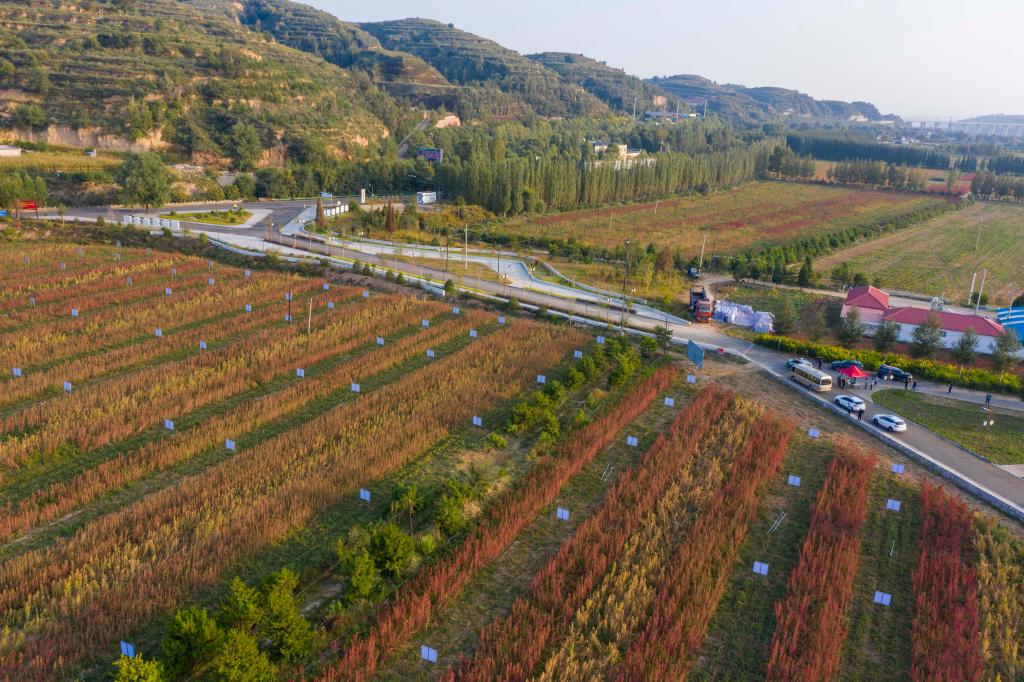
{"left": 0, "top": 290, "right": 395, "bottom": 472}
{"left": 614, "top": 412, "right": 793, "bottom": 681}
{"left": 2, "top": 321, "right": 579, "bottom": 677}
{"left": 765, "top": 440, "right": 876, "bottom": 682}
{"left": 317, "top": 364, "right": 675, "bottom": 682}
{"left": 0, "top": 268, "right": 318, "bottom": 370}
{"left": 0, "top": 300, "right": 470, "bottom": 542}
{"left": 0, "top": 278, "right": 330, "bottom": 411}
{"left": 0, "top": 258, "right": 209, "bottom": 325}
{"left": 0, "top": 253, "right": 196, "bottom": 319}
{"left": 0, "top": 246, "right": 156, "bottom": 297}
{"left": 443, "top": 384, "right": 738, "bottom": 682}
{"left": 910, "top": 484, "right": 982, "bottom": 682}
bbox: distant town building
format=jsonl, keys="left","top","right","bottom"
{"left": 418, "top": 147, "right": 443, "bottom": 163}
{"left": 643, "top": 111, "right": 696, "bottom": 123}
{"left": 434, "top": 115, "right": 461, "bottom": 129}
{"left": 0, "top": 145, "right": 23, "bottom": 157}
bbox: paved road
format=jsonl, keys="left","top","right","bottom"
{"left": 49, "top": 203, "right": 1024, "bottom": 517}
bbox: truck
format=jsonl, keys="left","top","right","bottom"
{"left": 690, "top": 285, "right": 713, "bottom": 322}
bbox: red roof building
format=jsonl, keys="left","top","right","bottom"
{"left": 842, "top": 285, "right": 890, "bottom": 324}
{"left": 883, "top": 307, "right": 1005, "bottom": 337}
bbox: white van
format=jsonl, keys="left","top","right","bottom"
{"left": 791, "top": 365, "right": 833, "bottom": 392}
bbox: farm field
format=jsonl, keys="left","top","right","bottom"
{"left": 819, "top": 201, "right": 1024, "bottom": 303}
{"left": 2, "top": 236, "right": 1023, "bottom": 682}
{"left": 0, "top": 150, "right": 121, "bottom": 173}
{"left": 502, "top": 181, "right": 946, "bottom": 258}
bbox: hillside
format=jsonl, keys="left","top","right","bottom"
{"left": 238, "top": 0, "right": 451, "bottom": 102}
{"left": 527, "top": 52, "right": 675, "bottom": 114}
{"left": 0, "top": 0, "right": 388, "bottom": 160}
{"left": 359, "top": 18, "right": 610, "bottom": 120}
{"left": 961, "top": 114, "right": 1024, "bottom": 124}
{"left": 649, "top": 74, "right": 891, "bottom": 127}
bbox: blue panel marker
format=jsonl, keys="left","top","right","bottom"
{"left": 120, "top": 641, "right": 135, "bottom": 658}
{"left": 165, "top": 287, "right": 172, "bottom": 296}
{"left": 296, "top": 368, "right": 305, "bottom": 378}
{"left": 537, "top": 374, "right": 546, "bottom": 384}
{"left": 327, "top": 301, "right": 335, "bottom": 310}
{"left": 596, "top": 335, "right": 605, "bottom": 344}
{"left": 664, "top": 396, "right": 675, "bottom": 407}
{"left": 498, "top": 316, "right": 506, "bottom": 325}
{"left": 351, "top": 383, "right": 361, "bottom": 393}
{"left": 574, "top": 350, "right": 583, "bottom": 359}
{"left": 469, "top": 329, "right": 477, "bottom": 338}
{"left": 245, "top": 304, "right": 252, "bottom": 313}
{"left": 63, "top": 381, "right": 72, "bottom": 392}
{"left": 71, "top": 308, "right": 79, "bottom": 318}
{"left": 422, "top": 319, "right": 430, "bottom": 328}
{"left": 376, "top": 336, "right": 385, "bottom": 346}
{"left": 12, "top": 367, "right": 22, "bottom": 378}
{"left": 199, "top": 340, "right": 207, "bottom": 350}
{"left": 359, "top": 488, "right": 371, "bottom": 502}
{"left": 164, "top": 419, "right": 174, "bottom": 431}
{"left": 225, "top": 439, "right": 236, "bottom": 451}
{"left": 155, "top": 328, "right": 162, "bottom": 338}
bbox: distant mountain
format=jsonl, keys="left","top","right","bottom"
{"left": 0, "top": 0, "right": 388, "bottom": 160}
{"left": 359, "top": 19, "right": 609, "bottom": 120}
{"left": 527, "top": 52, "right": 676, "bottom": 115}
{"left": 648, "top": 74, "right": 893, "bottom": 127}
{"left": 961, "top": 114, "right": 1024, "bottom": 124}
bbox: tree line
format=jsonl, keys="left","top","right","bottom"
{"left": 786, "top": 132, "right": 951, "bottom": 168}
{"left": 825, "top": 161, "right": 927, "bottom": 190}
{"left": 436, "top": 140, "right": 777, "bottom": 215}
{"left": 971, "top": 171, "right": 1024, "bottom": 201}
{"left": 985, "top": 155, "right": 1024, "bottom": 175}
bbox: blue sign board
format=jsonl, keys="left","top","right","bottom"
{"left": 120, "top": 641, "right": 135, "bottom": 658}
{"left": 686, "top": 340, "right": 705, "bottom": 369}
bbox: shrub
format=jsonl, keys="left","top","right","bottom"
{"left": 211, "top": 629, "right": 275, "bottom": 681}
{"left": 487, "top": 432, "right": 507, "bottom": 449}
{"left": 753, "top": 334, "right": 1021, "bottom": 394}
{"left": 113, "top": 655, "right": 165, "bottom": 682}
{"left": 161, "top": 607, "right": 224, "bottom": 677}
{"left": 370, "top": 522, "right": 415, "bottom": 578}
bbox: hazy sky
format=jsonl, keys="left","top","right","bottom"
{"left": 311, "top": 0, "right": 1023, "bottom": 120}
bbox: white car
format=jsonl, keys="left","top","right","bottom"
{"left": 873, "top": 414, "right": 907, "bottom": 432}
{"left": 834, "top": 395, "right": 866, "bottom": 413}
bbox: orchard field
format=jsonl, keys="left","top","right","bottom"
{"left": 819, "top": 201, "right": 1024, "bottom": 303}
{"left": 504, "top": 181, "right": 946, "bottom": 257}
{"left": 0, "top": 238, "right": 1021, "bottom": 682}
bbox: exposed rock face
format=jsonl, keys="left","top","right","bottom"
{"left": 2, "top": 124, "right": 170, "bottom": 152}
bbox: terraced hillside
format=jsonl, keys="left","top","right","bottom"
{"left": 0, "top": 0, "right": 387, "bottom": 157}
{"left": 527, "top": 52, "right": 674, "bottom": 114}
{"left": 360, "top": 18, "right": 610, "bottom": 120}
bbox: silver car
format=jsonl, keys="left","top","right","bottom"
{"left": 873, "top": 414, "right": 907, "bottom": 432}
{"left": 834, "top": 395, "right": 865, "bottom": 412}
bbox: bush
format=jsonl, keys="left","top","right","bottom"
{"left": 487, "top": 432, "right": 507, "bottom": 449}
{"left": 753, "top": 334, "right": 1021, "bottom": 394}
{"left": 113, "top": 655, "right": 165, "bottom": 682}
{"left": 161, "top": 607, "right": 224, "bottom": 676}
{"left": 370, "top": 522, "right": 415, "bottom": 578}
{"left": 211, "top": 629, "right": 275, "bottom": 681}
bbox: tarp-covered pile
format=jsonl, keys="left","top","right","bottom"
{"left": 713, "top": 300, "right": 775, "bottom": 333}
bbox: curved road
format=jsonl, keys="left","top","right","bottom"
{"left": 49, "top": 202, "right": 1024, "bottom": 519}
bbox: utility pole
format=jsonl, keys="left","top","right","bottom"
{"left": 699, "top": 235, "right": 707, "bottom": 271}
{"left": 464, "top": 226, "right": 468, "bottom": 269}
{"left": 975, "top": 269, "right": 988, "bottom": 314}
{"left": 975, "top": 221, "right": 983, "bottom": 251}
{"left": 621, "top": 239, "right": 631, "bottom": 331}
{"left": 307, "top": 298, "right": 312, "bottom": 335}
{"left": 967, "top": 272, "right": 977, "bottom": 307}
{"left": 632, "top": 96, "right": 638, "bottom": 123}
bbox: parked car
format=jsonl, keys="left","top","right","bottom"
{"left": 786, "top": 357, "right": 812, "bottom": 370}
{"left": 877, "top": 364, "right": 913, "bottom": 382}
{"left": 834, "top": 395, "right": 866, "bottom": 412}
{"left": 872, "top": 414, "right": 907, "bottom": 432}
{"left": 830, "top": 359, "right": 864, "bottom": 371}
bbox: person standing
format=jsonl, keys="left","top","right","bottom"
{"left": 858, "top": 407, "right": 864, "bottom": 421}
{"left": 986, "top": 393, "right": 992, "bottom": 407}
{"left": 948, "top": 383, "right": 953, "bottom": 394}
{"left": 904, "top": 377, "right": 910, "bottom": 389}
{"left": 913, "top": 380, "right": 918, "bottom": 391}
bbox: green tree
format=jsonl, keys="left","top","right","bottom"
{"left": 233, "top": 174, "right": 255, "bottom": 199}
{"left": 390, "top": 482, "right": 420, "bottom": 534}
{"left": 229, "top": 123, "right": 262, "bottom": 172}
{"left": 653, "top": 325, "right": 673, "bottom": 348}
{"left": 161, "top": 607, "right": 224, "bottom": 677}
{"left": 990, "top": 330, "right": 1022, "bottom": 378}
{"left": 873, "top": 321, "right": 900, "bottom": 352}
{"left": 220, "top": 577, "right": 263, "bottom": 631}
{"left": 773, "top": 298, "right": 798, "bottom": 335}
{"left": 210, "top": 629, "right": 275, "bottom": 682}
{"left": 910, "top": 313, "right": 943, "bottom": 358}
{"left": 370, "top": 522, "right": 415, "bottom": 578}
{"left": 118, "top": 153, "right": 172, "bottom": 211}
{"left": 443, "top": 278, "right": 456, "bottom": 297}
{"left": 315, "top": 197, "right": 326, "bottom": 228}
{"left": 798, "top": 302, "right": 826, "bottom": 341}
{"left": 113, "top": 655, "right": 165, "bottom": 682}
{"left": 13, "top": 103, "right": 46, "bottom": 130}
{"left": 343, "top": 548, "right": 380, "bottom": 601}
{"left": 951, "top": 327, "right": 979, "bottom": 366}
{"left": 797, "top": 256, "right": 814, "bottom": 287}
{"left": 261, "top": 568, "right": 313, "bottom": 663}
{"left": 837, "top": 307, "right": 865, "bottom": 344}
